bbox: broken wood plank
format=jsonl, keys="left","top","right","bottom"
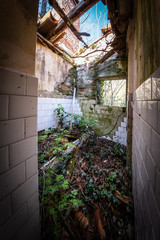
{"left": 49, "top": 0, "right": 88, "bottom": 47}
{"left": 94, "top": 48, "right": 115, "bottom": 67}
{"left": 37, "top": 32, "right": 73, "bottom": 64}
{"left": 47, "top": 0, "right": 100, "bottom": 39}
{"left": 113, "top": 190, "right": 133, "bottom": 206}
{"left": 50, "top": 32, "right": 66, "bottom": 44}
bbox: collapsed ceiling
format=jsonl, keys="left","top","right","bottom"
{"left": 37, "top": 0, "right": 132, "bottom": 64}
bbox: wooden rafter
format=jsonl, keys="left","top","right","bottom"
{"left": 49, "top": 0, "right": 88, "bottom": 47}
{"left": 47, "top": 0, "right": 100, "bottom": 39}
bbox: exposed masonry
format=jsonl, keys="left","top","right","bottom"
{"left": 0, "top": 67, "right": 40, "bottom": 239}
{"left": 132, "top": 67, "right": 160, "bottom": 240}
{"left": 38, "top": 97, "right": 82, "bottom": 131}
{"left": 112, "top": 117, "right": 127, "bottom": 146}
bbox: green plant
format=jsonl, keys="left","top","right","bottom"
{"left": 54, "top": 104, "right": 69, "bottom": 128}
{"left": 40, "top": 170, "right": 83, "bottom": 239}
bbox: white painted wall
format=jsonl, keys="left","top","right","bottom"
{"left": 37, "top": 97, "right": 82, "bottom": 131}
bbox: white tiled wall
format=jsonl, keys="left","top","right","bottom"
{"left": 37, "top": 97, "right": 82, "bottom": 131}
{"left": 132, "top": 67, "right": 160, "bottom": 239}
{"left": 0, "top": 67, "right": 40, "bottom": 239}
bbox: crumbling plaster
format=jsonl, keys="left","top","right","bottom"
{"left": 36, "top": 42, "right": 72, "bottom": 97}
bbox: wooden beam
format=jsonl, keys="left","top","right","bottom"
{"left": 50, "top": 32, "right": 66, "bottom": 44}
{"left": 49, "top": 0, "right": 88, "bottom": 47}
{"left": 47, "top": 0, "right": 100, "bottom": 39}
{"left": 94, "top": 49, "right": 115, "bottom": 67}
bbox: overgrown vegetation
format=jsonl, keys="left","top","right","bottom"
{"left": 39, "top": 132, "right": 134, "bottom": 239}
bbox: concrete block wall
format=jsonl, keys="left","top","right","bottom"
{"left": 113, "top": 117, "right": 127, "bottom": 145}
{"left": 79, "top": 99, "right": 126, "bottom": 136}
{"left": 0, "top": 67, "right": 40, "bottom": 239}
{"left": 38, "top": 97, "right": 82, "bottom": 131}
{"left": 132, "top": 67, "right": 160, "bottom": 239}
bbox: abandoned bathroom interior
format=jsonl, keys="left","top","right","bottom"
{"left": 0, "top": 0, "right": 160, "bottom": 239}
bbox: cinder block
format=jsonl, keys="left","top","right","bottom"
{"left": 143, "top": 122, "right": 152, "bottom": 151}
{"left": 118, "top": 127, "right": 123, "bottom": 132}
{"left": 0, "top": 119, "right": 24, "bottom": 148}
{"left": 27, "top": 191, "right": 39, "bottom": 217}
{"left": 0, "top": 67, "right": 26, "bottom": 95}
{"left": 0, "top": 163, "right": 25, "bottom": 200}
{"left": 0, "top": 147, "right": 9, "bottom": 174}
{"left": 9, "top": 136, "right": 37, "bottom": 168}
{"left": 155, "top": 168, "right": 160, "bottom": 212}
{"left": 150, "top": 129, "right": 160, "bottom": 171}
{"left": 26, "top": 155, "right": 38, "bottom": 180}
{"left": 121, "top": 122, "right": 127, "bottom": 128}
{"left": 141, "top": 101, "right": 148, "bottom": 122}
{"left": 158, "top": 102, "right": 160, "bottom": 135}
{"left": 11, "top": 174, "right": 38, "bottom": 212}
{"left": 14, "top": 210, "right": 40, "bottom": 240}
{"left": 9, "top": 96, "right": 37, "bottom": 119}
{"left": 147, "top": 184, "right": 160, "bottom": 240}
{"left": 0, "top": 203, "right": 28, "bottom": 239}
{"left": 147, "top": 101, "right": 158, "bottom": 131}
{"left": 0, "top": 196, "right": 12, "bottom": 226}
{"left": 124, "top": 117, "right": 127, "bottom": 123}
{"left": 25, "top": 117, "right": 37, "bottom": 138}
{"left": 26, "top": 75, "right": 38, "bottom": 97}
{"left": 0, "top": 95, "right": 8, "bottom": 120}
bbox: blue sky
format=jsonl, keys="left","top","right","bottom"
{"left": 80, "top": 1, "right": 110, "bottom": 46}
{"left": 38, "top": 1, "right": 109, "bottom": 47}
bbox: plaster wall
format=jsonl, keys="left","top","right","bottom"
{"left": 0, "top": 1, "right": 40, "bottom": 239}
{"left": 0, "top": 0, "right": 38, "bottom": 75}
{"left": 36, "top": 42, "right": 72, "bottom": 96}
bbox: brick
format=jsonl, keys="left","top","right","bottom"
{"left": 26, "top": 75, "right": 38, "bottom": 97}
{"left": 155, "top": 168, "right": 160, "bottom": 212}
{"left": 0, "top": 196, "right": 12, "bottom": 226}
{"left": 0, "top": 67, "right": 26, "bottom": 95}
{"left": 0, "top": 119, "right": 24, "bottom": 148}
{"left": 0, "top": 95, "right": 8, "bottom": 120}
{"left": 27, "top": 191, "right": 39, "bottom": 217}
{"left": 12, "top": 174, "right": 38, "bottom": 212}
{"left": 0, "top": 163, "right": 25, "bottom": 200}
{"left": 150, "top": 129, "right": 160, "bottom": 171}
{"left": 0, "top": 147, "right": 9, "bottom": 174}
{"left": 146, "top": 150, "right": 156, "bottom": 190}
{"left": 26, "top": 155, "right": 38, "bottom": 180}
{"left": 15, "top": 210, "right": 40, "bottom": 240}
{"left": 9, "top": 96, "right": 37, "bottom": 119}
{"left": 25, "top": 117, "right": 37, "bottom": 138}
{"left": 10, "top": 136, "right": 37, "bottom": 168}
{"left": 147, "top": 101, "right": 158, "bottom": 131}
{"left": 0, "top": 203, "right": 28, "bottom": 239}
